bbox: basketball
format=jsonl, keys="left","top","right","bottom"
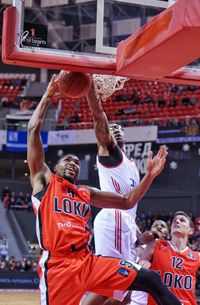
{"left": 58, "top": 71, "right": 92, "bottom": 98}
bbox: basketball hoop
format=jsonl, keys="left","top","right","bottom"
{"left": 93, "top": 74, "right": 128, "bottom": 101}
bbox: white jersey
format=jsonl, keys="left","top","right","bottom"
{"left": 95, "top": 147, "right": 146, "bottom": 305}
{"left": 96, "top": 148, "right": 140, "bottom": 219}
{"left": 95, "top": 148, "right": 140, "bottom": 256}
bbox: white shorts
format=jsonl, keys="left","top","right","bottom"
{"left": 94, "top": 209, "right": 146, "bottom": 304}
{"left": 94, "top": 208, "right": 137, "bottom": 260}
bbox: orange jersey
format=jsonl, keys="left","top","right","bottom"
{"left": 31, "top": 174, "right": 139, "bottom": 305}
{"left": 148, "top": 240, "right": 200, "bottom": 305}
{"left": 32, "top": 173, "right": 91, "bottom": 253}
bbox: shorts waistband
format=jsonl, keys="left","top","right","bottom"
{"left": 45, "top": 242, "right": 89, "bottom": 258}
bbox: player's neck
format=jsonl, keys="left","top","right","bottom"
{"left": 65, "top": 176, "right": 75, "bottom": 184}
{"left": 170, "top": 236, "right": 188, "bottom": 252}
{"left": 117, "top": 141, "right": 125, "bottom": 153}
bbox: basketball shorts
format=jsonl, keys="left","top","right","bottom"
{"left": 94, "top": 209, "right": 146, "bottom": 304}
{"left": 38, "top": 248, "right": 140, "bottom": 305}
{"left": 94, "top": 209, "right": 137, "bottom": 260}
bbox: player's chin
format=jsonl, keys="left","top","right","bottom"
{"left": 153, "top": 232, "right": 161, "bottom": 239}
{"left": 114, "top": 135, "right": 123, "bottom": 141}
{"left": 116, "top": 139, "right": 125, "bottom": 147}
{"left": 64, "top": 173, "right": 76, "bottom": 183}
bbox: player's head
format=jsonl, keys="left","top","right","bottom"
{"left": 54, "top": 154, "right": 80, "bottom": 183}
{"left": 150, "top": 220, "right": 169, "bottom": 240}
{"left": 109, "top": 123, "right": 125, "bottom": 149}
{"left": 171, "top": 211, "right": 194, "bottom": 237}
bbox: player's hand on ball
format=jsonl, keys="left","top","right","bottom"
{"left": 46, "top": 74, "right": 59, "bottom": 98}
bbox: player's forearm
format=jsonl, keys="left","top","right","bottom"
{"left": 86, "top": 81, "right": 104, "bottom": 119}
{"left": 86, "top": 81, "right": 111, "bottom": 146}
{"left": 124, "top": 172, "right": 155, "bottom": 209}
{"left": 28, "top": 94, "right": 51, "bottom": 131}
{"left": 89, "top": 172, "right": 154, "bottom": 209}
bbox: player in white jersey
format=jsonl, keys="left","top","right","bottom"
{"left": 81, "top": 81, "right": 155, "bottom": 305}
{"left": 96, "top": 134, "right": 140, "bottom": 261}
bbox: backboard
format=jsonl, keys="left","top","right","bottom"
{"left": 2, "top": 0, "right": 200, "bottom": 85}
{"left": 15, "top": 0, "right": 168, "bottom": 56}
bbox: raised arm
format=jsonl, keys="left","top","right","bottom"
{"left": 86, "top": 80, "right": 116, "bottom": 152}
{"left": 88, "top": 146, "right": 167, "bottom": 209}
{"left": 27, "top": 75, "right": 58, "bottom": 191}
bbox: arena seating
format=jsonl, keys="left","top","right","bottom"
{"left": 0, "top": 78, "right": 26, "bottom": 105}
{"left": 53, "top": 79, "right": 200, "bottom": 129}
{"left": 1, "top": 76, "right": 200, "bottom": 129}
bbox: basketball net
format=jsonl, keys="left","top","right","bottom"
{"left": 93, "top": 74, "right": 129, "bottom": 101}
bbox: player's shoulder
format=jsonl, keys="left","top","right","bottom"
{"left": 156, "top": 239, "right": 170, "bottom": 250}
{"left": 77, "top": 185, "right": 91, "bottom": 202}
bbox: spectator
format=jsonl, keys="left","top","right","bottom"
{"left": 2, "top": 186, "right": 11, "bottom": 201}
{"left": 3, "top": 194, "right": 10, "bottom": 209}
{"left": 0, "top": 234, "right": 8, "bottom": 260}
{"left": 24, "top": 193, "right": 31, "bottom": 209}
{"left": 16, "top": 192, "right": 25, "bottom": 207}
{"left": 0, "top": 260, "right": 7, "bottom": 271}
{"left": 9, "top": 192, "right": 16, "bottom": 208}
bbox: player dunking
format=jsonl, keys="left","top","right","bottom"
{"left": 27, "top": 74, "right": 181, "bottom": 305}
{"left": 140, "top": 211, "right": 200, "bottom": 305}
{"left": 83, "top": 80, "right": 160, "bottom": 305}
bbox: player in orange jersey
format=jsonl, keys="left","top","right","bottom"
{"left": 137, "top": 219, "right": 169, "bottom": 265}
{"left": 135, "top": 220, "right": 169, "bottom": 305}
{"left": 27, "top": 74, "right": 181, "bottom": 305}
{"left": 140, "top": 211, "right": 200, "bottom": 305}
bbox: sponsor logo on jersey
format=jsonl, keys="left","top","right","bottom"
{"left": 188, "top": 251, "right": 195, "bottom": 260}
{"left": 129, "top": 178, "right": 136, "bottom": 187}
{"left": 118, "top": 268, "right": 130, "bottom": 277}
{"left": 57, "top": 221, "right": 86, "bottom": 231}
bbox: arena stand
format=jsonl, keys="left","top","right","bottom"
{"left": 53, "top": 79, "right": 200, "bottom": 129}
{"left": 1, "top": 75, "right": 200, "bottom": 130}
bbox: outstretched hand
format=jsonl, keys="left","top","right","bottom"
{"left": 45, "top": 74, "right": 59, "bottom": 98}
{"left": 146, "top": 145, "right": 168, "bottom": 177}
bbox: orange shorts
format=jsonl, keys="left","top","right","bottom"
{"left": 38, "top": 248, "right": 139, "bottom": 305}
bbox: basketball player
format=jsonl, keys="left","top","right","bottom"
{"left": 84, "top": 81, "right": 163, "bottom": 305}
{"left": 137, "top": 219, "right": 169, "bottom": 263}
{"left": 27, "top": 74, "right": 181, "bottom": 305}
{"left": 135, "top": 220, "right": 169, "bottom": 303}
{"left": 140, "top": 211, "right": 200, "bottom": 305}
{"left": 150, "top": 219, "right": 169, "bottom": 240}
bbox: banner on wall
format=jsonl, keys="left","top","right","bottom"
{"left": 48, "top": 126, "right": 157, "bottom": 145}
{"left": 6, "top": 130, "right": 48, "bottom": 152}
{"left": 157, "top": 124, "right": 200, "bottom": 143}
{"left": 48, "top": 130, "right": 78, "bottom": 145}
{"left": 0, "top": 271, "right": 39, "bottom": 289}
{"left": 126, "top": 141, "right": 153, "bottom": 175}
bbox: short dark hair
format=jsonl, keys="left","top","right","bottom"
{"left": 173, "top": 211, "right": 194, "bottom": 229}
{"left": 57, "top": 154, "right": 79, "bottom": 164}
